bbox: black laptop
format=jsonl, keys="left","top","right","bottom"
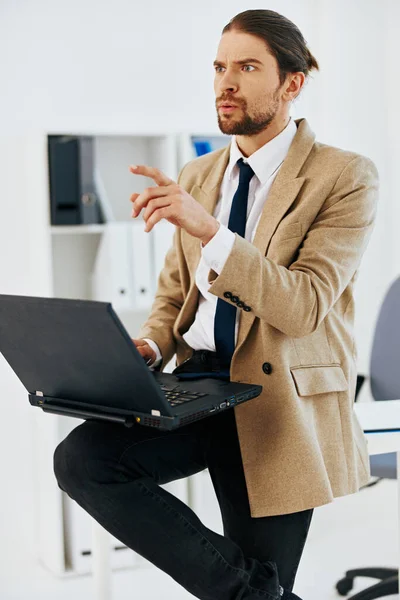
{"left": 0, "top": 294, "right": 262, "bottom": 430}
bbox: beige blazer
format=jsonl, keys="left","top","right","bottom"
{"left": 138, "top": 118, "right": 379, "bottom": 518}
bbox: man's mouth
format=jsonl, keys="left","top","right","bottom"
{"left": 219, "top": 104, "right": 239, "bottom": 112}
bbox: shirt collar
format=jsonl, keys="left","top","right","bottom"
{"left": 226, "top": 117, "right": 297, "bottom": 186}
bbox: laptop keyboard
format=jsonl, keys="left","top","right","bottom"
{"left": 159, "top": 383, "right": 208, "bottom": 407}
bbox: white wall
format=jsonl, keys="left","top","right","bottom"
{"left": 0, "top": 0, "right": 398, "bottom": 598}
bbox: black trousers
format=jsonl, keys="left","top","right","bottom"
{"left": 53, "top": 354, "right": 313, "bottom": 600}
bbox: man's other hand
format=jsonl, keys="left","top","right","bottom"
{"left": 132, "top": 338, "right": 157, "bottom": 366}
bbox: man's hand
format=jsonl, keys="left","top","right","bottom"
{"left": 129, "top": 165, "right": 220, "bottom": 245}
{"left": 132, "top": 338, "right": 156, "bottom": 366}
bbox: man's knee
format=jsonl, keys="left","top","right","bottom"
{"left": 53, "top": 424, "right": 88, "bottom": 493}
{"left": 53, "top": 421, "right": 109, "bottom": 492}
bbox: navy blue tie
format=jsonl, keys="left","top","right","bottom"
{"left": 214, "top": 158, "right": 255, "bottom": 370}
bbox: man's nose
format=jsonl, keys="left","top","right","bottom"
{"left": 218, "top": 80, "right": 238, "bottom": 94}
{"left": 217, "top": 70, "right": 239, "bottom": 92}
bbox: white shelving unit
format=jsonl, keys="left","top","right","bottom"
{"left": 32, "top": 130, "right": 229, "bottom": 582}
{"left": 51, "top": 225, "right": 107, "bottom": 234}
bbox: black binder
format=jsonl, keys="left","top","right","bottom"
{"left": 47, "top": 135, "right": 104, "bottom": 226}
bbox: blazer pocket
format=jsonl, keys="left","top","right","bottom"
{"left": 290, "top": 364, "right": 348, "bottom": 396}
{"left": 275, "top": 221, "right": 303, "bottom": 242}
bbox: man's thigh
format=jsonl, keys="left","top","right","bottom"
{"left": 205, "top": 408, "right": 314, "bottom": 592}
{"left": 54, "top": 415, "right": 209, "bottom": 489}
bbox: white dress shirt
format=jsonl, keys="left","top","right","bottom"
{"left": 144, "top": 117, "right": 297, "bottom": 369}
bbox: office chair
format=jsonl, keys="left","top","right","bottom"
{"left": 336, "top": 276, "right": 400, "bottom": 599}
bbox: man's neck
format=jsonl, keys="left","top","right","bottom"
{"left": 235, "top": 114, "right": 291, "bottom": 158}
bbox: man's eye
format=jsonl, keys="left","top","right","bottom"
{"left": 214, "top": 65, "right": 255, "bottom": 72}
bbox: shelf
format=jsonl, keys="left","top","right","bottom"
{"left": 51, "top": 220, "right": 146, "bottom": 235}
{"left": 51, "top": 224, "right": 107, "bottom": 234}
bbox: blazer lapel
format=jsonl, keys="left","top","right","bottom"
{"left": 251, "top": 118, "right": 315, "bottom": 255}
{"left": 180, "top": 118, "right": 316, "bottom": 344}
{"left": 188, "top": 118, "right": 315, "bottom": 259}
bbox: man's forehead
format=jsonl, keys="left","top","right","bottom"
{"left": 216, "top": 33, "right": 272, "bottom": 64}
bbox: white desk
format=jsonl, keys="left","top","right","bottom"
{"left": 90, "top": 400, "right": 400, "bottom": 599}
{"left": 354, "top": 399, "right": 400, "bottom": 588}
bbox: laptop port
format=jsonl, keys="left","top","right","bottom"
{"left": 219, "top": 401, "right": 227, "bottom": 409}
{"left": 209, "top": 407, "right": 217, "bottom": 412}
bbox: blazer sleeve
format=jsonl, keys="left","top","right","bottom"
{"left": 206, "top": 155, "right": 379, "bottom": 338}
{"left": 136, "top": 168, "right": 187, "bottom": 370}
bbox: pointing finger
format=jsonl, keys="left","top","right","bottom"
{"left": 129, "top": 164, "right": 174, "bottom": 187}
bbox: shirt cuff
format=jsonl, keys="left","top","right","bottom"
{"left": 201, "top": 224, "right": 235, "bottom": 274}
{"left": 143, "top": 338, "right": 162, "bottom": 369}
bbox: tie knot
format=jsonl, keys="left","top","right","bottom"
{"left": 237, "top": 158, "right": 255, "bottom": 183}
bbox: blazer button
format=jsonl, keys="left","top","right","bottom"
{"left": 231, "top": 295, "right": 239, "bottom": 303}
{"left": 224, "top": 291, "right": 232, "bottom": 299}
{"left": 262, "top": 362, "right": 273, "bottom": 375}
{"left": 243, "top": 305, "right": 252, "bottom": 312}
{"left": 237, "top": 301, "right": 245, "bottom": 308}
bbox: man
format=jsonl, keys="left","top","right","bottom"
{"left": 53, "top": 9, "right": 378, "bottom": 600}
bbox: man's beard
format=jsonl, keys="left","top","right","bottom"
{"left": 217, "top": 91, "right": 280, "bottom": 136}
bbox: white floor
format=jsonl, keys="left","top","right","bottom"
{"left": 1, "top": 477, "right": 399, "bottom": 600}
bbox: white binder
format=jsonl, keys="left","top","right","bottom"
{"left": 131, "top": 220, "right": 154, "bottom": 309}
{"left": 91, "top": 221, "right": 153, "bottom": 311}
{"left": 91, "top": 222, "right": 134, "bottom": 311}
{"left": 152, "top": 220, "right": 176, "bottom": 282}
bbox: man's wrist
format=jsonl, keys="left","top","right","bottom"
{"left": 201, "top": 220, "right": 220, "bottom": 247}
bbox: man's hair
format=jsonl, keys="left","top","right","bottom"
{"left": 222, "top": 9, "right": 319, "bottom": 86}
